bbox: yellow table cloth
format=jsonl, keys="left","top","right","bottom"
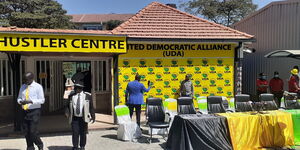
{"left": 218, "top": 110, "right": 294, "bottom": 150}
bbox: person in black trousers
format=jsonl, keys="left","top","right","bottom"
{"left": 125, "top": 74, "right": 151, "bottom": 127}
{"left": 17, "top": 72, "right": 45, "bottom": 150}
{"left": 67, "top": 81, "right": 95, "bottom": 150}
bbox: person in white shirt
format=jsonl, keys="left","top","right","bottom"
{"left": 17, "top": 72, "right": 45, "bottom": 150}
{"left": 67, "top": 81, "right": 95, "bottom": 150}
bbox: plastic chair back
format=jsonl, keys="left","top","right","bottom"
{"left": 115, "top": 105, "right": 131, "bottom": 124}
{"left": 164, "top": 98, "right": 177, "bottom": 112}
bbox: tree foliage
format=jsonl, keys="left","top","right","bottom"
{"left": 105, "top": 20, "right": 123, "bottom": 30}
{"left": 181, "top": 0, "right": 257, "bottom": 26}
{"left": 0, "top": 0, "right": 74, "bottom": 29}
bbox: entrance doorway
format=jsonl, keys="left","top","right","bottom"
{"left": 34, "top": 58, "right": 112, "bottom": 115}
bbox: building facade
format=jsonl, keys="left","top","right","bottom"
{"left": 0, "top": 2, "right": 253, "bottom": 125}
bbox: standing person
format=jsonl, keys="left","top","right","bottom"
{"left": 180, "top": 74, "right": 194, "bottom": 97}
{"left": 67, "top": 81, "right": 95, "bottom": 150}
{"left": 72, "top": 67, "right": 84, "bottom": 84}
{"left": 125, "top": 74, "right": 150, "bottom": 127}
{"left": 269, "top": 71, "right": 284, "bottom": 107}
{"left": 289, "top": 69, "right": 300, "bottom": 98}
{"left": 256, "top": 73, "right": 268, "bottom": 101}
{"left": 17, "top": 72, "right": 45, "bottom": 150}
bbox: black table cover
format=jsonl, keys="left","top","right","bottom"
{"left": 166, "top": 114, "right": 233, "bottom": 150}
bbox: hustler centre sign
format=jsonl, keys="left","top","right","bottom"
{"left": 0, "top": 33, "right": 127, "bottom": 53}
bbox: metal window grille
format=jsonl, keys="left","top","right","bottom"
{"left": 0, "top": 59, "right": 25, "bottom": 96}
{"left": 35, "top": 60, "right": 50, "bottom": 93}
{"left": 94, "top": 60, "right": 110, "bottom": 92}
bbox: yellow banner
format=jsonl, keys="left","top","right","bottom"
{"left": 121, "top": 43, "right": 236, "bottom": 58}
{"left": 0, "top": 33, "right": 127, "bottom": 53}
{"left": 118, "top": 42, "right": 236, "bottom": 107}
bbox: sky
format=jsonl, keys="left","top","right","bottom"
{"left": 55, "top": 0, "right": 279, "bottom": 15}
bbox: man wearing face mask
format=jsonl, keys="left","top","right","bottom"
{"left": 269, "top": 71, "right": 284, "bottom": 107}
{"left": 256, "top": 73, "right": 268, "bottom": 101}
{"left": 17, "top": 72, "right": 45, "bottom": 150}
{"left": 289, "top": 69, "right": 300, "bottom": 98}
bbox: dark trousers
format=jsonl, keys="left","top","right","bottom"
{"left": 128, "top": 104, "right": 141, "bottom": 127}
{"left": 272, "top": 91, "right": 284, "bottom": 107}
{"left": 72, "top": 117, "right": 88, "bottom": 148}
{"left": 22, "top": 109, "right": 43, "bottom": 150}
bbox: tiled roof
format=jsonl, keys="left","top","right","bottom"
{"left": 70, "top": 14, "right": 134, "bottom": 23}
{"left": 0, "top": 27, "right": 112, "bottom": 35}
{"left": 112, "top": 2, "right": 254, "bottom": 40}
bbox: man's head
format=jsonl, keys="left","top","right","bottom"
{"left": 76, "top": 67, "right": 82, "bottom": 73}
{"left": 23, "top": 72, "right": 34, "bottom": 85}
{"left": 274, "top": 71, "right": 279, "bottom": 78}
{"left": 293, "top": 66, "right": 299, "bottom": 70}
{"left": 135, "top": 74, "right": 141, "bottom": 81}
{"left": 185, "top": 74, "right": 191, "bottom": 81}
{"left": 259, "top": 72, "right": 267, "bottom": 80}
{"left": 74, "top": 81, "right": 84, "bottom": 94}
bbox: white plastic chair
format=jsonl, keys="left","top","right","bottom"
{"left": 115, "top": 105, "right": 141, "bottom": 141}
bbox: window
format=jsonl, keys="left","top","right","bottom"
{"left": 83, "top": 25, "right": 103, "bottom": 30}
{"left": 36, "top": 60, "right": 50, "bottom": 93}
{"left": 0, "top": 59, "right": 25, "bottom": 96}
{"left": 94, "top": 59, "right": 111, "bottom": 92}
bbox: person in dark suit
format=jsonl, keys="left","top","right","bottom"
{"left": 17, "top": 72, "right": 45, "bottom": 150}
{"left": 67, "top": 81, "right": 95, "bottom": 150}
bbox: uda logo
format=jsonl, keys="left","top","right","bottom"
{"left": 224, "top": 66, "right": 231, "bottom": 73}
{"left": 202, "top": 87, "right": 209, "bottom": 94}
{"left": 164, "top": 80, "right": 171, "bottom": 88}
{"left": 187, "top": 59, "right": 193, "bottom": 66}
{"left": 148, "top": 67, "right": 154, "bottom": 74}
{"left": 164, "top": 67, "right": 170, "bottom": 74}
{"left": 123, "top": 59, "right": 130, "bottom": 67}
{"left": 155, "top": 59, "right": 162, "bottom": 67}
{"left": 194, "top": 80, "right": 201, "bottom": 87}
{"left": 171, "top": 59, "right": 178, "bottom": 67}
{"left": 139, "top": 59, "right": 146, "bottom": 67}
{"left": 217, "top": 87, "right": 223, "bottom": 94}
{"left": 217, "top": 59, "right": 224, "bottom": 66}
{"left": 202, "top": 59, "right": 208, "bottom": 66}
{"left": 171, "top": 73, "right": 178, "bottom": 81}
{"left": 194, "top": 67, "right": 201, "bottom": 74}
{"left": 155, "top": 73, "right": 163, "bottom": 81}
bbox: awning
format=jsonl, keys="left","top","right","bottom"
{"left": 265, "top": 50, "right": 300, "bottom": 59}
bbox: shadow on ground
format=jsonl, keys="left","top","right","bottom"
{"left": 48, "top": 146, "right": 73, "bottom": 150}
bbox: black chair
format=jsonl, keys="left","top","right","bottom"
{"left": 146, "top": 97, "right": 170, "bottom": 143}
{"left": 235, "top": 94, "right": 253, "bottom": 112}
{"left": 177, "top": 97, "right": 199, "bottom": 114}
{"left": 207, "top": 96, "right": 233, "bottom": 113}
{"left": 259, "top": 93, "right": 278, "bottom": 110}
{"left": 284, "top": 92, "right": 300, "bottom": 109}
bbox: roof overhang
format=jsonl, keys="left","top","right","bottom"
{"left": 265, "top": 50, "right": 300, "bottom": 59}
{"left": 127, "top": 37, "right": 256, "bottom": 43}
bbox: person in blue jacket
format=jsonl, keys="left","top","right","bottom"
{"left": 125, "top": 74, "right": 151, "bottom": 127}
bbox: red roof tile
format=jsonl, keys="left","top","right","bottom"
{"left": 70, "top": 14, "right": 134, "bottom": 23}
{"left": 0, "top": 27, "right": 112, "bottom": 35}
{"left": 112, "top": 2, "right": 254, "bottom": 40}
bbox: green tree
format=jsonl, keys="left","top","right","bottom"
{"left": 0, "top": 0, "right": 74, "bottom": 28}
{"left": 105, "top": 20, "right": 123, "bottom": 30}
{"left": 181, "top": 0, "right": 257, "bottom": 26}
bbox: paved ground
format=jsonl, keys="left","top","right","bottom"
{"left": 0, "top": 127, "right": 166, "bottom": 150}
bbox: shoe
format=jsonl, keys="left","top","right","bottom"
{"left": 80, "top": 147, "right": 85, "bottom": 150}
{"left": 72, "top": 147, "right": 79, "bottom": 150}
